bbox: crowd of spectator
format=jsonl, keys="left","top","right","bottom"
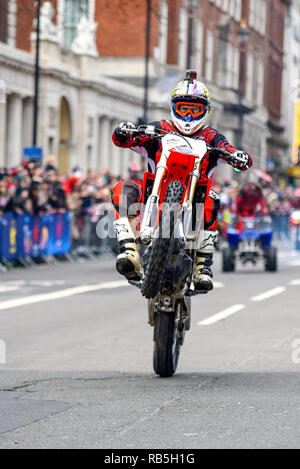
{"left": 0, "top": 156, "right": 143, "bottom": 252}
{"left": 1, "top": 156, "right": 300, "bottom": 247}
{"left": 0, "top": 156, "right": 119, "bottom": 217}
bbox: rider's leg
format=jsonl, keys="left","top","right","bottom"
{"left": 112, "top": 179, "right": 143, "bottom": 280}
{"left": 194, "top": 190, "right": 220, "bottom": 292}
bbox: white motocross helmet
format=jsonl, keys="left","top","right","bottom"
{"left": 170, "top": 70, "right": 211, "bottom": 135}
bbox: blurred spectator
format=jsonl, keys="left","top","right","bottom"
{"left": 129, "top": 161, "right": 143, "bottom": 182}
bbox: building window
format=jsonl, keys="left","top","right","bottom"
{"left": 234, "top": 0, "right": 242, "bottom": 22}
{"left": 256, "top": 58, "right": 264, "bottom": 106}
{"left": 249, "top": 0, "right": 255, "bottom": 28}
{"left": 193, "top": 18, "right": 203, "bottom": 76}
{"left": 154, "top": 0, "right": 168, "bottom": 63}
{"left": 246, "top": 52, "right": 254, "bottom": 102}
{"left": 259, "top": 0, "right": 266, "bottom": 35}
{"left": 63, "top": 0, "right": 89, "bottom": 50}
{"left": 225, "top": 43, "right": 239, "bottom": 90}
{"left": 178, "top": 8, "right": 188, "bottom": 69}
{"left": 233, "top": 46, "right": 239, "bottom": 90}
{"left": 0, "top": 0, "right": 8, "bottom": 43}
{"left": 249, "top": 0, "right": 266, "bottom": 35}
{"left": 225, "top": 42, "right": 233, "bottom": 88}
{"left": 205, "top": 29, "right": 214, "bottom": 82}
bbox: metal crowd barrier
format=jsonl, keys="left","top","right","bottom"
{"left": 0, "top": 212, "right": 71, "bottom": 270}
{"left": 70, "top": 203, "right": 118, "bottom": 260}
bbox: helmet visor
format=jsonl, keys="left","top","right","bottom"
{"left": 174, "top": 101, "right": 208, "bottom": 119}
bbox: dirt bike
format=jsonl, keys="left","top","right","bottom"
{"left": 121, "top": 125, "right": 241, "bottom": 377}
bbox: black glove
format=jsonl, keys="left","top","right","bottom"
{"left": 228, "top": 151, "right": 251, "bottom": 170}
{"left": 116, "top": 122, "right": 136, "bottom": 136}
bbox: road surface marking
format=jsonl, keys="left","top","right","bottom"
{"left": 251, "top": 286, "right": 286, "bottom": 302}
{"left": 0, "top": 286, "right": 21, "bottom": 293}
{"left": 0, "top": 280, "right": 129, "bottom": 313}
{"left": 197, "top": 304, "right": 245, "bottom": 326}
{"left": 278, "top": 251, "right": 298, "bottom": 258}
{"left": 213, "top": 281, "right": 224, "bottom": 288}
{"left": 289, "top": 260, "right": 300, "bottom": 267}
{"left": 290, "top": 279, "right": 300, "bottom": 286}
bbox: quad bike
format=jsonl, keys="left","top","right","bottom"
{"left": 223, "top": 215, "right": 277, "bottom": 272}
{"left": 120, "top": 125, "right": 240, "bottom": 377}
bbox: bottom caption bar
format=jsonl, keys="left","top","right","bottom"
{"left": 103, "top": 451, "right": 197, "bottom": 465}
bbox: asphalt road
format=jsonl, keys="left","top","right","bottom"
{"left": 0, "top": 241, "right": 299, "bottom": 449}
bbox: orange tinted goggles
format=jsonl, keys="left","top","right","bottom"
{"left": 175, "top": 101, "right": 207, "bottom": 118}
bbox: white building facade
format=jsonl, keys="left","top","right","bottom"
{"left": 0, "top": 0, "right": 166, "bottom": 175}
{"left": 0, "top": 0, "right": 279, "bottom": 179}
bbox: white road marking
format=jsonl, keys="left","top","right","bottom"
{"left": 290, "top": 279, "right": 300, "bottom": 286}
{"left": 278, "top": 251, "right": 298, "bottom": 258}
{"left": 251, "top": 286, "right": 286, "bottom": 302}
{"left": 197, "top": 304, "right": 245, "bottom": 326}
{"left": 0, "top": 286, "right": 21, "bottom": 293}
{"left": 0, "top": 280, "right": 129, "bottom": 313}
{"left": 29, "top": 281, "right": 66, "bottom": 287}
{"left": 213, "top": 281, "right": 224, "bottom": 288}
{"left": 289, "top": 260, "right": 300, "bottom": 267}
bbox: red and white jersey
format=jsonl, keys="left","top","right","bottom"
{"left": 112, "top": 119, "right": 252, "bottom": 179}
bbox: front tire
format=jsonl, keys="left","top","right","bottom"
{"left": 141, "top": 181, "right": 184, "bottom": 299}
{"left": 153, "top": 309, "right": 180, "bottom": 377}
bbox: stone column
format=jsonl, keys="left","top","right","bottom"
{"left": 98, "top": 117, "right": 111, "bottom": 170}
{"left": 111, "top": 120, "right": 122, "bottom": 176}
{"left": 22, "top": 98, "right": 33, "bottom": 149}
{"left": 6, "top": 95, "right": 23, "bottom": 168}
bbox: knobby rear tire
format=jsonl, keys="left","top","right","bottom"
{"left": 141, "top": 180, "right": 184, "bottom": 299}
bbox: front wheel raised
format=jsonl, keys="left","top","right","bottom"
{"left": 141, "top": 180, "right": 184, "bottom": 299}
{"left": 153, "top": 310, "right": 180, "bottom": 378}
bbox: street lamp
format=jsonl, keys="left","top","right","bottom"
{"left": 143, "top": 0, "right": 151, "bottom": 125}
{"left": 237, "top": 20, "right": 250, "bottom": 150}
{"left": 33, "top": 0, "right": 41, "bottom": 147}
{"left": 187, "top": 0, "right": 196, "bottom": 70}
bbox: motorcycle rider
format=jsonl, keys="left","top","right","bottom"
{"left": 112, "top": 71, "right": 252, "bottom": 292}
{"left": 235, "top": 181, "right": 268, "bottom": 218}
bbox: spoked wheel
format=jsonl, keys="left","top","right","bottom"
{"left": 141, "top": 181, "right": 184, "bottom": 299}
{"left": 153, "top": 309, "right": 181, "bottom": 378}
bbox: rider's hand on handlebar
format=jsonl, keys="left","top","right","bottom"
{"left": 228, "top": 151, "right": 251, "bottom": 170}
{"left": 116, "top": 122, "right": 137, "bottom": 136}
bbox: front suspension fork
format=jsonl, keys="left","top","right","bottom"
{"left": 140, "top": 157, "right": 201, "bottom": 244}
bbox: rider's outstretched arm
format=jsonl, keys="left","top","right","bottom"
{"left": 112, "top": 121, "right": 161, "bottom": 149}
{"left": 209, "top": 131, "right": 253, "bottom": 171}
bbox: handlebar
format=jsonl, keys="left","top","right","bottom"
{"left": 120, "top": 125, "right": 244, "bottom": 161}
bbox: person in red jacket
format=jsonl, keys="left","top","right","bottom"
{"left": 112, "top": 71, "right": 252, "bottom": 292}
{"left": 235, "top": 183, "right": 268, "bottom": 218}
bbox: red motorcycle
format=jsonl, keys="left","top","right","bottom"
{"left": 122, "top": 125, "right": 237, "bottom": 377}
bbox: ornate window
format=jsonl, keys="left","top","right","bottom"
{"left": 63, "top": 0, "right": 89, "bottom": 50}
